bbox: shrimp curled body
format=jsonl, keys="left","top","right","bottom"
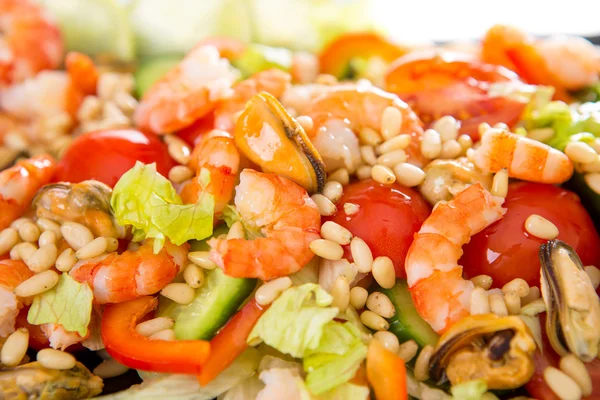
{"left": 0, "top": 260, "right": 33, "bottom": 336}
{"left": 405, "top": 184, "right": 506, "bottom": 333}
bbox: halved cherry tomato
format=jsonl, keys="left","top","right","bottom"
{"left": 176, "top": 113, "right": 215, "bottom": 147}
{"left": 15, "top": 307, "right": 49, "bottom": 351}
{"left": 327, "top": 179, "right": 430, "bottom": 278}
{"left": 461, "top": 182, "right": 600, "bottom": 288}
{"left": 366, "top": 339, "right": 407, "bottom": 400}
{"left": 56, "top": 129, "right": 175, "bottom": 187}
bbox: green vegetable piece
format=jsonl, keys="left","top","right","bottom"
{"left": 232, "top": 44, "right": 293, "bottom": 78}
{"left": 451, "top": 380, "right": 487, "bottom": 400}
{"left": 134, "top": 56, "right": 182, "bottom": 98}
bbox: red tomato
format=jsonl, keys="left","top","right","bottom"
{"left": 15, "top": 307, "right": 49, "bottom": 350}
{"left": 176, "top": 113, "right": 215, "bottom": 146}
{"left": 461, "top": 182, "right": 600, "bottom": 288}
{"left": 327, "top": 179, "right": 430, "bottom": 278}
{"left": 56, "top": 129, "right": 175, "bottom": 187}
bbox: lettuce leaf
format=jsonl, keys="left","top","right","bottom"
{"left": 27, "top": 273, "right": 93, "bottom": 336}
{"left": 451, "top": 380, "right": 487, "bottom": 400}
{"left": 111, "top": 162, "right": 214, "bottom": 252}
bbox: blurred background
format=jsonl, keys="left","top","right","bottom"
{"left": 36, "top": 0, "right": 600, "bottom": 63}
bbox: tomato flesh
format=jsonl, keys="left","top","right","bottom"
{"left": 56, "top": 129, "right": 175, "bottom": 187}
{"left": 327, "top": 180, "right": 430, "bottom": 278}
{"left": 461, "top": 182, "right": 600, "bottom": 288}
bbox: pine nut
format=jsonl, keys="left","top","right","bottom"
{"left": 344, "top": 202, "right": 360, "bottom": 215}
{"left": 320, "top": 221, "right": 352, "bottom": 245}
{"left": 360, "top": 310, "right": 389, "bottom": 331}
{"left": 543, "top": 366, "right": 582, "bottom": 400}
{"left": 420, "top": 129, "right": 442, "bottom": 159}
{"left": 61, "top": 222, "right": 94, "bottom": 250}
{"left": 75, "top": 237, "right": 107, "bottom": 260}
{"left": 488, "top": 289, "right": 508, "bottom": 316}
{"left": 349, "top": 286, "right": 368, "bottom": 309}
{"left": 381, "top": 106, "right": 402, "bottom": 140}
{"left": 366, "top": 292, "right": 395, "bottom": 318}
{"left": 414, "top": 345, "right": 434, "bottom": 381}
{"left": 356, "top": 165, "right": 373, "bottom": 180}
{"left": 93, "top": 358, "right": 130, "bottom": 378}
{"left": 18, "top": 222, "right": 40, "bottom": 243}
{"left": 527, "top": 127, "right": 555, "bottom": 142}
{"left": 11, "top": 218, "right": 33, "bottom": 230}
{"left": 457, "top": 134, "right": 473, "bottom": 151}
{"left": 136, "top": 317, "right": 175, "bottom": 337}
{"left": 0, "top": 228, "right": 19, "bottom": 255}
{"left": 478, "top": 123, "right": 491, "bottom": 137}
{"left": 433, "top": 116, "right": 459, "bottom": 141}
{"left": 38, "top": 230, "right": 57, "bottom": 247}
{"left": 14, "top": 270, "right": 59, "bottom": 297}
{"left": 582, "top": 157, "right": 600, "bottom": 173}
{"left": 11, "top": 242, "right": 36, "bottom": 261}
{"left": 372, "top": 256, "right": 395, "bottom": 289}
{"left": 502, "top": 278, "right": 530, "bottom": 297}
{"left": 37, "top": 348, "right": 76, "bottom": 370}
{"left": 182, "top": 263, "right": 205, "bottom": 289}
{"left": 56, "top": 248, "right": 77, "bottom": 272}
{"left": 521, "top": 298, "right": 546, "bottom": 316}
{"left": 359, "top": 127, "right": 383, "bottom": 146}
{"left": 504, "top": 291, "right": 521, "bottom": 315}
{"left": 166, "top": 136, "right": 191, "bottom": 165}
{"left": 559, "top": 354, "right": 592, "bottom": 397}
{"left": 227, "top": 221, "right": 245, "bottom": 239}
{"left": 311, "top": 194, "right": 337, "bottom": 216}
{"left": 351, "top": 237, "right": 373, "bottom": 273}
{"left": 377, "top": 149, "right": 407, "bottom": 167}
{"left": 331, "top": 275, "right": 350, "bottom": 312}
{"left": 439, "top": 140, "right": 462, "bottom": 159}
{"left": 377, "top": 134, "right": 411, "bottom": 154}
{"left": 393, "top": 163, "right": 425, "bottom": 187}
{"left": 373, "top": 331, "right": 400, "bottom": 354}
{"left": 585, "top": 265, "right": 600, "bottom": 289}
{"left": 26, "top": 244, "right": 58, "bottom": 273}
{"left": 371, "top": 165, "right": 396, "bottom": 184}
{"left": 565, "top": 141, "right": 597, "bottom": 164}
{"left": 524, "top": 214, "right": 559, "bottom": 240}
{"left": 188, "top": 251, "right": 217, "bottom": 269}
{"left": 493, "top": 122, "right": 509, "bottom": 130}
{"left": 296, "top": 115, "right": 314, "bottom": 132}
{"left": 521, "top": 286, "right": 541, "bottom": 306}
{"left": 491, "top": 169, "right": 509, "bottom": 198}
{"left": 168, "top": 165, "right": 194, "bottom": 183}
{"left": 360, "top": 145, "right": 378, "bottom": 166}
{"left": 397, "top": 340, "right": 418, "bottom": 362}
{"left": 255, "top": 277, "right": 292, "bottom": 306}
{"left": 328, "top": 168, "right": 350, "bottom": 185}
{"left": 469, "top": 287, "right": 490, "bottom": 315}
{"left": 310, "top": 239, "right": 343, "bottom": 260}
{"left": 470, "top": 275, "right": 493, "bottom": 290}
{"left": 585, "top": 173, "right": 600, "bottom": 195}
{"left": 1, "top": 328, "right": 29, "bottom": 366}
{"left": 106, "top": 237, "right": 119, "bottom": 253}
{"left": 160, "top": 283, "right": 195, "bottom": 304}
{"left": 9, "top": 243, "right": 21, "bottom": 260}
{"left": 149, "top": 328, "right": 177, "bottom": 341}
{"left": 36, "top": 218, "right": 62, "bottom": 238}
{"left": 322, "top": 181, "right": 343, "bottom": 203}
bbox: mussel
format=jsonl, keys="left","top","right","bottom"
{"left": 234, "top": 92, "right": 326, "bottom": 193}
{"left": 0, "top": 361, "right": 103, "bottom": 399}
{"left": 539, "top": 239, "right": 600, "bottom": 362}
{"left": 33, "top": 180, "right": 126, "bottom": 239}
{"left": 428, "top": 314, "right": 536, "bottom": 390}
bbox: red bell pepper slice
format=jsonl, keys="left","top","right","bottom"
{"left": 197, "top": 299, "right": 268, "bottom": 386}
{"left": 101, "top": 296, "right": 210, "bottom": 374}
{"left": 366, "top": 339, "right": 408, "bottom": 400}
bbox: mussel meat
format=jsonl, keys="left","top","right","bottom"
{"left": 539, "top": 239, "right": 600, "bottom": 362}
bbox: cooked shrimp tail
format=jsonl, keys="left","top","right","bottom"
{"left": 0, "top": 260, "right": 34, "bottom": 337}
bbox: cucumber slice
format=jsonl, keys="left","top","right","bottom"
{"left": 134, "top": 56, "right": 182, "bottom": 98}
{"left": 379, "top": 280, "right": 439, "bottom": 349}
{"left": 37, "top": 0, "right": 136, "bottom": 61}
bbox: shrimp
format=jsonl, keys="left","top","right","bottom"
{"left": 304, "top": 84, "right": 427, "bottom": 169}
{"left": 69, "top": 239, "right": 188, "bottom": 304}
{"left": 180, "top": 129, "right": 240, "bottom": 219}
{"left": 472, "top": 128, "right": 574, "bottom": 184}
{"left": 208, "top": 169, "right": 321, "bottom": 281}
{"left": 134, "top": 45, "right": 239, "bottom": 134}
{"left": 0, "top": 154, "right": 56, "bottom": 230}
{"left": 41, "top": 323, "right": 88, "bottom": 351}
{"left": 0, "top": 260, "right": 33, "bottom": 337}
{"left": 405, "top": 184, "right": 506, "bottom": 333}
{"left": 0, "top": 0, "right": 63, "bottom": 85}
{"left": 213, "top": 69, "right": 291, "bottom": 133}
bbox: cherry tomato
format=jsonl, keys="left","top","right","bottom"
{"left": 176, "top": 113, "right": 215, "bottom": 147}
{"left": 461, "top": 182, "right": 600, "bottom": 288}
{"left": 15, "top": 307, "right": 49, "bottom": 351}
{"left": 327, "top": 179, "right": 430, "bottom": 278}
{"left": 56, "top": 129, "right": 175, "bottom": 187}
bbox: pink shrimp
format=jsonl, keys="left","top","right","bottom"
{"left": 405, "top": 184, "right": 506, "bottom": 333}
{"left": 209, "top": 169, "right": 321, "bottom": 281}
{"left": 0, "top": 0, "right": 63, "bottom": 85}
{"left": 472, "top": 128, "right": 574, "bottom": 184}
{"left": 0, "top": 259, "right": 33, "bottom": 336}
{"left": 180, "top": 129, "right": 240, "bottom": 220}
{"left": 134, "top": 45, "right": 239, "bottom": 134}
{"left": 41, "top": 323, "right": 88, "bottom": 351}
{"left": 0, "top": 154, "right": 56, "bottom": 230}
{"left": 69, "top": 239, "right": 188, "bottom": 304}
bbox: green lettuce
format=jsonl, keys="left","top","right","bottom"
{"left": 232, "top": 44, "right": 293, "bottom": 79}
{"left": 451, "top": 380, "right": 487, "bottom": 400}
{"left": 27, "top": 273, "right": 93, "bottom": 336}
{"left": 110, "top": 162, "right": 214, "bottom": 252}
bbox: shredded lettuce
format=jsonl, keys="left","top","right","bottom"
{"left": 110, "top": 162, "right": 214, "bottom": 252}
{"left": 27, "top": 273, "right": 93, "bottom": 336}
{"left": 232, "top": 44, "right": 293, "bottom": 79}
{"left": 450, "top": 380, "right": 487, "bottom": 400}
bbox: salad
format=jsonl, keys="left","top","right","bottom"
{"left": 0, "top": 0, "right": 599, "bottom": 399}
